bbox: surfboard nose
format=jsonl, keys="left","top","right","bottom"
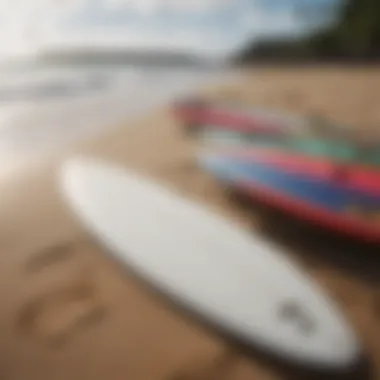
{"left": 60, "top": 157, "right": 110, "bottom": 207}
{"left": 61, "top": 156, "right": 120, "bottom": 188}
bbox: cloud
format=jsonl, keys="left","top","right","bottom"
{"left": 241, "top": 6, "right": 299, "bottom": 36}
{"left": 105, "top": 0, "right": 233, "bottom": 13}
{"left": 0, "top": 0, "right": 83, "bottom": 57}
{"left": 0, "top": 0, "right": 303, "bottom": 60}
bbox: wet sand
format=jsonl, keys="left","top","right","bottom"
{"left": 0, "top": 67, "right": 379, "bottom": 380}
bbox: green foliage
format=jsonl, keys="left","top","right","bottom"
{"left": 329, "top": 0, "right": 380, "bottom": 56}
{"left": 237, "top": 0, "right": 380, "bottom": 62}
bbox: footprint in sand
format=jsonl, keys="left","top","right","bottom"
{"left": 24, "top": 243, "right": 76, "bottom": 273}
{"left": 17, "top": 242, "right": 107, "bottom": 347}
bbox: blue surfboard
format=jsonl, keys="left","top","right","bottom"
{"left": 198, "top": 152, "right": 380, "bottom": 243}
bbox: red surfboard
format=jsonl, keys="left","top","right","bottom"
{"left": 172, "top": 99, "right": 294, "bottom": 136}
{"left": 172, "top": 99, "right": 350, "bottom": 140}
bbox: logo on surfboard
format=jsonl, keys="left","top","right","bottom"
{"left": 278, "top": 300, "right": 316, "bottom": 336}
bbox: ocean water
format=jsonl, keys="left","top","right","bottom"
{"left": 0, "top": 60, "right": 238, "bottom": 168}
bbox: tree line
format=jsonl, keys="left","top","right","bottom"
{"left": 236, "top": 0, "right": 380, "bottom": 63}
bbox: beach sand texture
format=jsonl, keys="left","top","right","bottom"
{"left": 0, "top": 67, "right": 379, "bottom": 380}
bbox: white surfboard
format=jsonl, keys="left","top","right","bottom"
{"left": 59, "top": 157, "right": 361, "bottom": 371}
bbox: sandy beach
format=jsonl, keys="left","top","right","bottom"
{"left": 0, "top": 66, "right": 379, "bottom": 380}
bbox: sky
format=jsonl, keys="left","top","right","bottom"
{"left": 0, "top": 0, "right": 338, "bottom": 59}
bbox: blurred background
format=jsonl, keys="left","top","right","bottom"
{"left": 0, "top": 1, "right": 379, "bottom": 380}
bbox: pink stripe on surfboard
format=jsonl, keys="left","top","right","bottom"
{"left": 222, "top": 147, "right": 380, "bottom": 195}
{"left": 174, "top": 107, "right": 287, "bottom": 134}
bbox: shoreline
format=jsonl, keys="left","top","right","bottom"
{"left": 0, "top": 67, "right": 239, "bottom": 173}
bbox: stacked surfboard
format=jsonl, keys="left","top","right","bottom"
{"left": 173, "top": 98, "right": 380, "bottom": 243}
{"left": 199, "top": 146, "right": 380, "bottom": 243}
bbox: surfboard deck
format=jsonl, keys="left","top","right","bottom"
{"left": 199, "top": 152, "right": 380, "bottom": 243}
{"left": 59, "top": 157, "right": 361, "bottom": 372}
